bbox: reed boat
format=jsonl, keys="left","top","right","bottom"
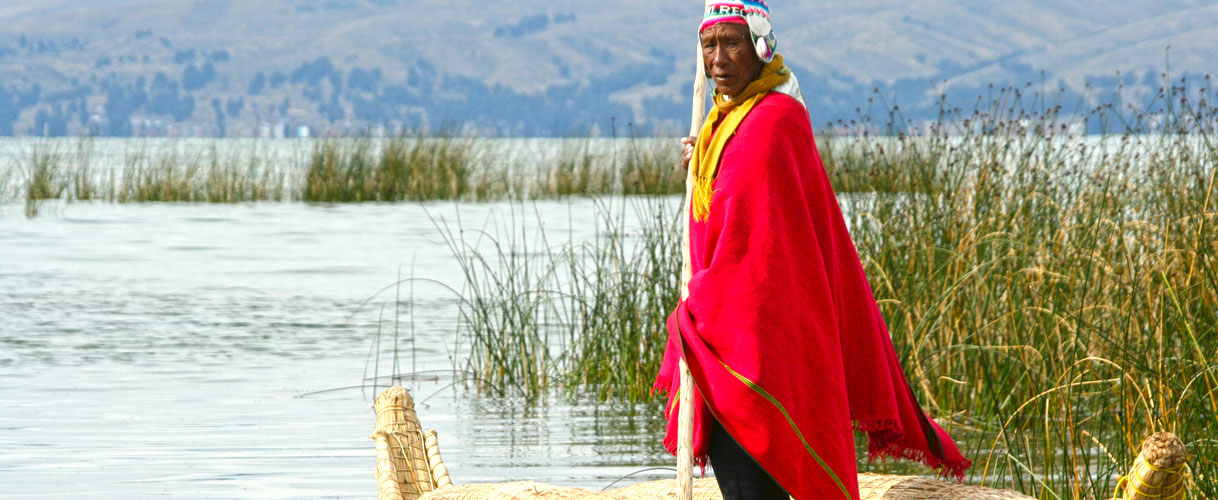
{"left": 369, "top": 386, "right": 1190, "bottom": 500}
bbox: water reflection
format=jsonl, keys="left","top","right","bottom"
{"left": 0, "top": 200, "right": 684, "bottom": 497}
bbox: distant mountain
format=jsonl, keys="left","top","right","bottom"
{"left": 0, "top": 0, "right": 1214, "bottom": 136}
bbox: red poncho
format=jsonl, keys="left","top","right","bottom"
{"left": 655, "top": 92, "right": 971, "bottom": 499}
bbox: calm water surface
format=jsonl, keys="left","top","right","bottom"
{"left": 0, "top": 199, "right": 675, "bottom": 499}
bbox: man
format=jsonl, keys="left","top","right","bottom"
{"left": 655, "top": 2, "right": 972, "bottom": 499}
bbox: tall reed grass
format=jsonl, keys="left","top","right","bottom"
{"left": 111, "top": 143, "right": 289, "bottom": 203}
{"left": 303, "top": 137, "right": 475, "bottom": 202}
{"left": 532, "top": 137, "right": 683, "bottom": 198}
{"left": 433, "top": 197, "right": 682, "bottom": 401}
{"left": 440, "top": 82, "right": 1216, "bottom": 498}
{"left": 9, "top": 139, "right": 291, "bottom": 215}
{"left": 300, "top": 135, "right": 682, "bottom": 202}
{"left": 3, "top": 135, "right": 682, "bottom": 213}
{"left": 835, "top": 90, "right": 1216, "bottom": 497}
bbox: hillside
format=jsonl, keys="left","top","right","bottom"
{"left": 0, "top": 0, "right": 1214, "bottom": 136}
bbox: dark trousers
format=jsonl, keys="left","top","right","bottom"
{"left": 709, "top": 417, "right": 790, "bottom": 500}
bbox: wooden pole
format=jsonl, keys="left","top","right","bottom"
{"left": 677, "top": 3, "right": 711, "bottom": 499}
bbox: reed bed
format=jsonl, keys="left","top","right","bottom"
{"left": 820, "top": 136, "right": 949, "bottom": 194}
{"left": 303, "top": 137, "right": 476, "bottom": 202}
{"left": 837, "top": 101, "right": 1217, "bottom": 496}
{"left": 7, "top": 139, "right": 291, "bottom": 215}
{"left": 297, "top": 134, "right": 683, "bottom": 201}
{"left": 529, "top": 138, "right": 683, "bottom": 198}
{"left": 112, "top": 143, "right": 290, "bottom": 203}
{"left": 2, "top": 136, "right": 682, "bottom": 213}
{"left": 439, "top": 85, "right": 1216, "bottom": 498}
{"left": 539, "top": 139, "right": 615, "bottom": 196}
{"left": 433, "top": 196, "right": 682, "bottom": 400}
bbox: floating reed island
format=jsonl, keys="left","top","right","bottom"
{"left": 370, "top": 386, "right": 1193, "bottom": 500}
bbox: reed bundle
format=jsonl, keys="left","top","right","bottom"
{"left": 373, "top": 386, "right": 441, "bottom": 500}
{"left": 1114, "top": 432, "right": 1189, "bottom": 500}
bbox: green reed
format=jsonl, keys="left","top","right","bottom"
{"left": 109, "top": 143, "right": 290, "bottom": 203}
{"left": 535, "top": 137, "right": 683, "bottom": 198}
{"left": 0, "top": 154, "right": 13, "bottom": 201}
{"left": 827, "top": 85, "right": 1217, "bottom": 496}
{"left": 299, "top": 134, "right": 683, "bottom": 202}
{"left": 22, "top": 146, "right": 62, "bottom": 216}
{"left": 19, "top": 140, "right": 101, "bottom": 215}
{"left": 303, "top": 136, "right": 475, "bottom": 202}
{"left": 298, "top": 135, "right": 682, "bottom": 202}
{"left": 539, "top": 139, "right": 612, "bottom": 196}
{"left": 433, "top": 196, "right": 681, "bottom": 401}
{"left": 202, "top": 144, "right": 288, "bottom": 203}
{"left": 819, "top": 135, "right": 951, "bottom": 194}
{"left": 558, "top": 198, "right": 681, "bottom": 400}
{"left": 620, "top": 136, "right": 685, "bottom": 195}
{"left": 26, "top": 147, "right": 63, "bottom": 201}
{"left": 432, "top": 204, "right": 569, "bottom": 396}
{"left": 11, "top": 139, "right": 290, "bottom": 210}
{"left": 7, "top": 135, "right": 681, "bottom": 212}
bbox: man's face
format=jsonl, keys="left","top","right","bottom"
{"left": 700, "top": 22, "right": 763, "bottom": 98}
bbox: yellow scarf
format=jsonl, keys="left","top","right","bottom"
{"left": 690, "top": 54, "right": 790, "bottom": 222}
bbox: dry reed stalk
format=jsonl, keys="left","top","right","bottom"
{"left": 1115, "top": 432, "right": 1189, "bottom": 500}
{"left": 424, "top": 429, "right": 453, "bottom": 489}
{"left": 375, "top": 431, "right": 407, "bottom": 500}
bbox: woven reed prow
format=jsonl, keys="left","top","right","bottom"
{"left": 373, "top": 386, "right": 453, "bottom": 500}
{"left": 1117, "top": 432, "right": 1189, "bottom": 500}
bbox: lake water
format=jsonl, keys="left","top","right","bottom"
{"left": 0, "top": 197, "right": 679, "bottom": 499}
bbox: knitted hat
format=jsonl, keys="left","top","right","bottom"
{"left": 700, "top": 0, "right": 777, "bottom": 62}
